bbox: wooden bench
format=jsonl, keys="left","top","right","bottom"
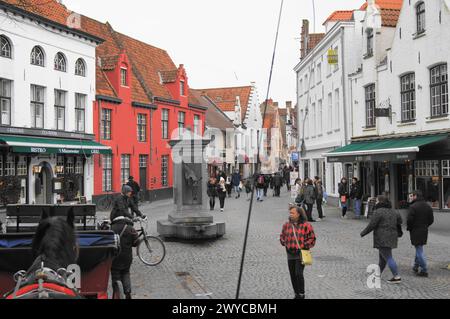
{"left": 6, "top": 205, "right": 97, "bottom": 233}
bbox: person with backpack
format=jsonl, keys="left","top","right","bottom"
{"left": 360, "top": 195, "right": 403, "bottom": 284}
{"left": 280, "top": 205, "right": 317, "bottom": 299}
{"left": 350, "top": 177, "right": 364, "bottom": 219}
{"left": 338, "top": 178, "right": 350, "bottom": 219}
{"left": 256, "top": 173, "right": 266, "bottom": 202}
{"left": 407, "top": 190, "right": 435, "bottom": 278}
{"left": 304, "top": 179, "right": 316, "bottom": 223}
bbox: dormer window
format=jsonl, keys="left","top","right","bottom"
{"left": 121, "top": 68, "right": 128, "bottom": 87}
{"left": 366, "top": 29, "right": 374, "bottom": 56}
{"left": 180, "top": 81, "right": 185, "bottom": 96}
{"left": 416, "top": 2, "right": 426, "bottom": 34}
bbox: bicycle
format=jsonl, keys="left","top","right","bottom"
{"left": 134, "top": 217, "right": 166, "bottom": 266}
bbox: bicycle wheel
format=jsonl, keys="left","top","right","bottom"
{"left": 137, "top": 236, "right": 166, "bottom": 266}
{"left": 97, "top": 196, "right": 112, "bottom": 211}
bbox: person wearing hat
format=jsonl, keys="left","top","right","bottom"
{"left": 110, "top": 185, "right": 146, "bottom": 299}
{"left": 126, "top": 176, "right": 141, "bottom": 208}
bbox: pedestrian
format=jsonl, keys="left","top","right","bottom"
{"left": 126, "top": 176, "right": 141, "bottom": 207}
{"left": 280, "top": 205, "right": 317, "bottom": 299}
{"left": 284, "top": 165, "right": 291, "bottom": 192}
{"left": 217, "top": 177, "right": 227, "bottom": 212}
{"left": 407, "top": 190, "right": 434, "bottom": 277}
{"left": 263, "top": 175, "right": 270, "bottom": 197}
{"left": 350, "top": 177, "right": 363, "bottom": 219}
{"left": 207, "top": 177, "right": 217, "bottom": 211}
{"left": 110, "top": 185, "right": 147, "bottom": 299}
{"left": 273, "top": 173, "right": 283, "bottom": 197}
{"left": 315, "top": 179, "right": 325, "bottom": 221}
{"left": 256, "top": 173, "right": 265, "bottom": 202}
{"left": 338, "top": 178, "right": 350, "bottom": 219}
{"left": 231, "top": 169, "right": 242, "bottom": 199}
{"left": 245, "top": 178, "right": 252, "bottom": 201}
{"left": 360, "top": 195, "right": 403, "bottom": 284}
{"left": 303, "top": 179, "right": 316, "bottom": 223}
{"left": 225, "top": 175, "right": 233, "bottom": 198}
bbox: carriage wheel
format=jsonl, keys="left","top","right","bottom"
{"left": 137, "top": 236, "right": 166, "bottom": 266}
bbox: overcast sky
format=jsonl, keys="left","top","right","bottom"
{"left": 65, "top": 0, "right": 363, "bottom": 106}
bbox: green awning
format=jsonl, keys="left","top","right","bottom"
{"left": 324, "top": 134, "right": 448, "bottom": 163}
{"left": 0, "top": 135, "right": 112, "bottom": 155}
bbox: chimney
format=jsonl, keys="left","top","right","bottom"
{"left": 300, "top": 19, "right": 310, "bottom": 59}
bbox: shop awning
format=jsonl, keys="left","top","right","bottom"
{"left": 324, "top": 134, "right": 448, "bottom": 163}
{"left": 0, "top": 135, "right": 112, "bottom": 155}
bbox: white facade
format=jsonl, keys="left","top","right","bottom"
{"left": 295, "top": 12, "right": 365, "bottom": 198}
{"left": 0, "top": 7, "right": 99, "bottom": 204}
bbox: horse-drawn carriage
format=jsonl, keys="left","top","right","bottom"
{"left": 0, "top": 205, "right": 120, "bottom": 299}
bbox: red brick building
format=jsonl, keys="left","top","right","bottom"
{"left": 82, "top": 17, "right": 207, "bottom": 202}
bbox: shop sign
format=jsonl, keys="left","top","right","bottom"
{"left": 327, "top": 49, "right": 338, "bottom": 65}
{"left": 375, "top": 99, "right": 392, "bottom": 118}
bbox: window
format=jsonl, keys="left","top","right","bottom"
{"left": 75, "top": 93, "right": 86, "bottom": 132}
{"left": 443, "top": 160, "right": 450, "bottom": 209}
{"left": 333, "top": 47, "right": 339, "bottom": 71}
{"left": 5, "top": 155, "right": 15, "bottom": 176}
{"left": 57, "top": 156, "right": 65, "bottom": 174}
{"left": 304, "top": 160, "right": 310, "bottom": 179}
{"left": 318, "top": 99, "right": 323, "bottom": 134}
{"left": 30, "top": 46, "right": 44, "bottom": 66}
{"left": 180, "top": 81, "right": 185, "bottom": 96}
{"left": 400, "top": 73, "right": 416, "bottom": 122}
{"left": 54, "top": 90, "right": 66, "bottom": 131}
{"left": 0, "top": 35, "right": 11, "bottom": 58}
{"left": 178, "top": 111, "right": 185, "bottom": 137}
{"left": 311, "top": 67, "right": 315, "bottom": 86}
{"left": 366, "top": 29, "right": 374, "bottom": 56}
{"left": 299, "top": 79, "right": 303, "bottom": 95}
{"left": 193, "top": 115, "right": 200, "bottom": 135}
{"left": 416, "top": 2, "right": 426, "bottom": 34}
{"left": 334, "top": 89, "right": 340, "bottom": 130}
{"left": 327, "top": 93, "right": 332, "bottom": 132}
{"left": 121, "top": 155, "right": 131, "bottom": 184}
{"left": 365, "top": 84, "right": 376, "bottom": 128}
{"left": 66, "top": 157, "right": 75, "bottom": 174}
{"left": 17, "top": 156, "right": 27, "bottom": 176}
{"left": 101, "top": 109, "right": 112, "bottom": 140}
{"left": 139, "top": 155, "right": 148, "bottom": 168}
{"left": 161, "top": 109, "right": 169, "bottom": 139}
{"left": 54, "top": 52, "right": 66, "bottom": 72}
{"left": 0, "top": 78, "right": 11, "bottom": 125}
{"left": 75, "top": 157, "right": 83, "bottom": 174}
{"left": 75, "top": 58, "right": 86, "bottom": 76}
{"left": 415, "top": 161, "right": 440, "bottom": 208}
{"left": 137, "top": 114, "right": 147, "bottom": 142}
{"left": 161, "top": 155, "right": 169, "bottom": 187}
{"left": 317, "top": 63, "right": 322, "bottom": 83}
{"left": 102, "top": 155, "right": 112, "bottom": 192}
{"left": 30, "top": 85, "right": 45, "bottom": 128}
{"left": 311, "top": 103, "right": 316, "bottom": 137}
{"left": 120, "top": 68, "right": 128, "bottom": 86}
{"left": 430, "top": 64, "right": 448, "bottom": 118}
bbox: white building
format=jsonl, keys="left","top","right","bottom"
{"left": 326, "top": 0, "right": 450, "bottom": 211}
{"left": 0, "top": 0, "right": 109, "bottom": 205}
{"left": 295, "top": 12, "right": 365, "bottom": 201}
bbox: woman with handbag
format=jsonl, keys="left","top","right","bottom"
{"left": 360, "top": 195, "right": 403, "bottom": 284}
{"left": 280, "top": 205, "right": 317, "bottom": 299}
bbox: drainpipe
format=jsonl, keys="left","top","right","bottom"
{"left": 340, "top": 26, "right": 349, "bottom": 147}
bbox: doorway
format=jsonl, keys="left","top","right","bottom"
{"left": 139, "top": 155, "right": 148, "bottom": 201}
{"left": 35, "top": 162, "right": 53, "bottom": 204}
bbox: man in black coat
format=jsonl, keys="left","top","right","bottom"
{"left": 273, "top": 173, "right": 283, "bottom": 197}
{"left": 350, "top": 177, "right": 364, "bottom": 219}
{"left": 407, "top": 190, "right": 434, "bottom": 277}
{"left": 127, "top": 176, "right": 141, "bottom": 207}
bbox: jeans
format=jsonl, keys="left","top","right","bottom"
{"left": 111, "top": 268, "right": 132, "bottom": 296}
{"left": 288, "top": 259, "right": 305, "bottom": 296}
{"left": 256, "top": 188, "right": 264, "bottom": 200}
{"left": 234, "top": 185, "right": 241, "bottom": 195}
{"left": 378, "top": 248, "right": 399, "bottom": 277}
{"left": 316, "top": 199, "right": 323, "bottom": 219}
{"left": 341, "top": 201, "right": 348, "bottom": 217}
{"left": 354, "top": 199, "right": 362, "bottom": 217}
{"left": 305, "top": 203, "right": 314, "bottom": 221}
{"left": 414, "top": 245, "right": 428, "bottom": 273}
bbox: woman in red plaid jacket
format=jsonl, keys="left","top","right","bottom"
{"left": 280, "top": 205, "right": 317, "bottom": 299}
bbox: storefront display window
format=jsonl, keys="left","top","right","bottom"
{"left": 75, "top": 157, "right": 83, "bottom": 174}
{"left": 66, "top": 157, "right": 75, "bottom": 174}
{"left": 415, "top": 161, "right": 440, "bottom": 208}
{"left": 5, "top": 155, "right": 15, "bottom": 176}
{"left": 17, "top": 157, "right": 27, "bottom": 176}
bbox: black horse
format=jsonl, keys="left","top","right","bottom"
{"left": 5, "top": 209, "right": 82, "bottom": 299}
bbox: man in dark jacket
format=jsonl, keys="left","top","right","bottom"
{"left": 407, "top": 190, "right": 434, "bottom": 277}
{"left": 231, "top": 170, "right": 242, "bottom": 199}
{"left": 283, "top": 165, "right": 291, "bottom": 191}
{"left": 110, "top": 185, "right": 146, "bottom": 299}
{"left": 127, "top": 176, "right": 141, "bottom": 207}
{"left": 273, "top": 173, "right": 283, "bottom": 197}
{"left": 350, "top": 177, "right": 363, "bottom": 219}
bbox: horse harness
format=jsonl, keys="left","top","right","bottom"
{"left": 5, "top": 257, "right": 82, "bottom": 299}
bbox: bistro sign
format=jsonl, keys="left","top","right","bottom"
{"left": 14, "top": 146, "right": 108, "bottom": 155}
{"left": 327, "top": 152, "right": 417, "bottom": 163}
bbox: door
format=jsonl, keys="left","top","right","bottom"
{"left": 35, "top": 162, "right": 53, "bottom": 204}
{"left": 139, "top": 155, "right": 148, "bottom": 201}
{"left": 396, "top": 164, "right": 409, "bottom": 208}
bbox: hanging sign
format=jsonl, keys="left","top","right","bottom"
{"left": 327, "top": 49, "right": 338, "bottom": 65}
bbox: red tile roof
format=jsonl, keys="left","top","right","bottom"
{"left": 96, "top": 66, "right": 117, "bottom": 98}
{"left": 323, "top": 10, "right": 354, "bottom": 24}
{"left": 360, "top": 0, "right": 403, "bottom": 27}
{"left": 360, "top": 0, "right": 403, "bottom": 10}
{"left": 159, "top": 70, "right": 178, "bottom": 84}
{"left": 190, "top": 89, "right": 233, "bottom": 130}
{"left": 199, "top": 86, "right": 253, "bottom": 121}
{"left": 307, "top": 33, "right": 326, "bottom": 52}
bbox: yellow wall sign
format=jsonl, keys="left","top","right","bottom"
{"left": 328, "top": 49, "right": 338, "bottom": 65}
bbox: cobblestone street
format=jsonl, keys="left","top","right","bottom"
{"left": 106, "top": 190, "right": 450, "bottom": 299}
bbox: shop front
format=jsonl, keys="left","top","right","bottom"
{"left": 325, "top": 134, "right": 450, "bottom": 211}
{"left": 0, "top": 134, "right": 111, "bottom": 205}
